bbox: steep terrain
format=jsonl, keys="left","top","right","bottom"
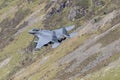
{"left": 0, "top": 0, "right": 120, "bottom": 80}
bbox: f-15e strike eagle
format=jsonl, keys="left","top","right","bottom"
{"left": 29, "top": 25, "right": 76, "bottom": 50}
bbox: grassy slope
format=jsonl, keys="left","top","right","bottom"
{"left": 0, "top": 0, "right": 46, "bottom": 80}
{"left": 78, "top": 56, "right": 120, "bottom": 80}
{"left": 0, "top": 0, "right": 120, "bottom": 80}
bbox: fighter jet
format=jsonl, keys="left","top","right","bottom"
{"left": 29, "top": 25, "right": 76, "bottom": 50}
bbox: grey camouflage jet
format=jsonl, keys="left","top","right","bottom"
{"left": 29, "top": 25, "right": 76, "bottom": 50}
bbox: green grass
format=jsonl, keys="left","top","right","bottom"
{"left": 0, "top": 1, "right": 46, "bottom": 79}
{"left": 75, "top": 26, "right": 120, "bottom": 80}
{"left": 0, "top": 28, "right": 33, "bottom": 80}
{"left": 0, "top": 0, "right": 120, "bottom": 80}
{"left": 77, "top": 54, "right": 120, "bottom": 80}
{"left": 0, "top": 0, "right": 19, "bottom": 15}
{"left": 11, "top": 32, "right": 92, "bottom": 80}
{"left": 98, "top": 26, "right": 120, "bottom": 47}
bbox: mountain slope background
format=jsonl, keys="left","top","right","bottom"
{"left": 0, "top": 0, "right": 120, "bottom": 80}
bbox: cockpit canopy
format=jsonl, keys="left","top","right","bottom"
{"left": 32, "top": 28, "right": 40, "bottom": 31}
{"left": 29, "top": 28, "right": 40, "bottom": 34}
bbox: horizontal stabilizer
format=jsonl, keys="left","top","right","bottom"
{"left": 65, "top": 25, "right": 75, "bottom": 31}
{"left": 52, "top": 42, "right": 60, "bottom": 48}
{"left": 70, "top": 32, "right": 77, "bottom": 38}
{"left": 34, "top": 41, "right": 38, "bottom": 43}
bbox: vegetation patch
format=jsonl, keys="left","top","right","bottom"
{"left": 77, "top": 52, "right": 120, "bottom": 80}
{"left": 54, "top": 52, "right": 101, "bottom": 80}
{"left": 98, "top": 26, "right": 120, "bottom": 47}
{"left": 0, "top": 8, "right": 31, "bottom": 49}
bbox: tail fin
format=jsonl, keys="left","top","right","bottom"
{"left": 69, "top": 32, "right": 77, "bottom": 38}
{"left": 65, "top": 25, "right": 75, "bottom": 31}
{"left": 62, "top": 28, "right": 69, "bottom": 37}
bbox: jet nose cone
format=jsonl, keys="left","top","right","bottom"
{"left": 29, "top": 28, "right": 40, "bottom": 34}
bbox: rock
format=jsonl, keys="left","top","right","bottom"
{"left": 27, "top": 0, "right": 33, "bottom": 4}
{"left": 94, "top": 0, "right": 105, "bottom": 6}
{"left": 48, "top": 1, "right": 67, "bottom": 16}
{"left": 68, "top": 6, "right": 79, "bottom": 21}
{"left": 68, "top": 6, "right": 88, "bottom": 21}
{"left": 66, "top": 0, "right": 73, "bottom": 7}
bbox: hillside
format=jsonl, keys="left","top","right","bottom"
{"left": 0, "top": 0, "right": 120, "bottom": 80}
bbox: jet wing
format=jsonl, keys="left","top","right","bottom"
{"left": 53, "top": 25, "right": 75, "bottom": 36}
{"left": 54, "top": 25, "right": 75, "bottom": 32}
{"left": 53, "top": 28, "right": 62, "bottom": 34}
{"left": 52, "top": 42, "right": 60, "bottom": 48}
{"left": 35, "top": 36, "right": 50, "bottom": 49}
{"left": 64, "top": 25, "right": 75, "bottom": 31}
{"left": 69, "top": 32, "right": 77, "bottom": 38}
